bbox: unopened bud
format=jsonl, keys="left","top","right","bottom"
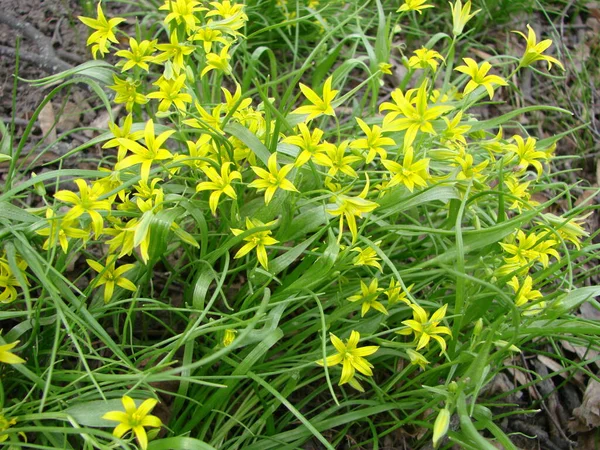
{"left": 432, "top": 408, "right": 450, "bottom": 448}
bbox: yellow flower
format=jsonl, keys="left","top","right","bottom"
{"left": 292, "top": 76, "right": 338, "bottom": 121}
{"left": 378, "top": 62, "right": 393, "bottom": 74}
{"left": 222, "top": 329, "right": 237, "bottom": 347}
{"left": 504, "top": 177, "right": 536, "bottom": 212}
{"left": 540, "top": 213, "right": 589, "bottom": 250}
{"left": 0, "top": 254, "right": 28, "bottom": 304}
{"left": 440, "top": 111, "right": 471, "bottom": 145}
{"left": 36, "top": 208, "right": 89, "bottom": 253}
{"left": 103, "top": 114, "right": 145, "bottom": 161}
{"left": 453, "top": 153, "right": 489, "bottom": 182}
{"left": 507, "top": 275, "right": 545, "bottom": 315}
{"left": 513, "top": 24, "right": 564, "bottom": 70}
{"left": 153, "top": 32, "right": 195, "bottom": 75}
{"left": 530, "top": 233, "right": 560, "bottom": 268}
{"left": 382, "top": 146, "right": 430, "bottom": 192}
{"left": 499, "top": 230, "right": 539, "bottom": 267}
{"left": 201, "top": 46, "right": 233, "bottom": 77}
{"left": 78, "top": 3, "right": 125, "bottom": 59}
{"left": 189, "top": 26, "right": 230, "bottom": 53}
{"left": 54, "top": 179, "right": 112, "bottom": 238}
{"left": 397, "top": 0, "right": 434, "bottom": 14}
{"left": 386, "top": 279, "right": 412, "bottom": 306}
{"left": 348, "top": 278, "right": 388, "bottom": 317}
{"left": 102, "top": 395, "right": 162, "bottom": 450}
{"left": 183, "top": 103, "right": 225, "bottom": 134}
{"left": 381, "top": 81, "right": 453, "bottom": 149}
{"left": 105, "top": 218, "right": 150, "bottom": 261}
{"left": 408, "top": 47, "right": 444, "bottom": 71}
{"left": 183, "top": 135, "right": 214, "bottom": 171}
{"left": 108, "top": 76, "right": 149, "bottom": 112}
{"left": 115, "top": 38, "right": 156, "bottom": 72}
{"left": 455, "top": 58, "right": 507, "bottom": 99}
{"left": 0, "top": 413, "right": 17, "bottom": 443}
{"left": 206, "top": 1, "right": 248, "bottom": 34}
{"left": 406, "top": 348, "right": 429, "bottom": 370}
{"left": 398, "top": 303, "right": 452, "bottom": 353}
{"left": 159, "top": 0, "right": 206, "bottom": 31}
{"left": 449, "top": 0, "right": 480, "bottom": 36}
{"left": 327, "top": 175, "right": 378, "bottom": 242}
{"left": 221, "top": 82, "right": 252, "bottom": 113}
{"left": 147, "top": 74, "right": 192, "bottom": 112}
{"left": 249, "top": 153, "right": 298, "bottom": 205}
{"left": 511, "top": 135, "right": 548, "bottom": 177}
{"left": 87, "top": 258, "right": 137, "bottom": 303}
{"left": 0, "top": 340, "right": 26, "bottom": 364}
{"left": 282, "top": 123, "right": 329, "bottom": 167}
{"left": 313, "top": 141, "right": 362, "bottom": 178}
{"left": 196, "top": 162, "right": 241, "bottom": 215}
{"left": 207, "top": 0, "right": 248, "bottom": 20}
{"left": 231, "top": 218, "right": 279, "bottom": 269}
{"left": 316, "top": 330, "right": 379, "bottom": 391}
{"left": 349, "top": 118, "right": 395, "bottom": 163}
{"left": 115, "top": 119, "right": 175, "bottom": 181}
{"left": 351, "top": 244, "right": 382, "bottom": 271}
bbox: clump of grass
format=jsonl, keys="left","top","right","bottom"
{"left": 0, "top": 0, "right": 598, "bottom": 449}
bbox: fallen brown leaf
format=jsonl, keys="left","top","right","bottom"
{"left": 39, "top": 102, "right": 57, "bottom": 143}
{"left": 570, "top": 379, "right": 600, "bottom": 432}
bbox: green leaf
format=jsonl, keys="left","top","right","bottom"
{"left": 225, "top": 122, "right": 271, "bottom": 166}
{"left": 64, "top": 399, "right": 131, "bottom": 427}
{"left": 468, "top": 105, "right": 572, "bottom": 132}
{"left": 277, "top": 205, "right": 328, "bottom": 242}
{"left": 149, "top": 438, "right": 217, "bottom": 450}
{"left": 0, "top": 202, "right": 39, "bottom": 223}
{"left": 377, "top": 184, "right": 459, "bottom": 217}
{"left": 547, "top": 286, "right": 600, "bottom": 318}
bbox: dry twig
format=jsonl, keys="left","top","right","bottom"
{"left": 0, "top": 11, "right": 72, "bottom": 73}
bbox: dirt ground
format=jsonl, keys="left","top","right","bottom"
{"left": 0, "top": 0, "right": 88, "bottom": 120}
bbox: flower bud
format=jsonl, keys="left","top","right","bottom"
{"left": 432, "top": 408, "right": 450, "bottom": 448}
{"left": 222, "top": 329, "right": 237, "bottom": 347}
{"left": 473, "top": 318, "right": 483, "bottom": 336}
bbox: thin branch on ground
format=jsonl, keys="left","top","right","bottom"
{"left": 0, "top": 11, "right": 72, "bottom": 73}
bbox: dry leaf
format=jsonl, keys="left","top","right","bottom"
{"left": 83, "top": 105, "right": 123, "bottom": 138}
{"left": 39, "top": 102, "right": 57, "bottom": 144}
{"left": 570, "top": 379, "right": 600, "bottom": 432}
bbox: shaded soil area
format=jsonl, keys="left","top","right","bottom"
{"left": 0, "top": 0, "right": 88, "bottom": 120}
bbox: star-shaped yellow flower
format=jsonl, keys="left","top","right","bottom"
{"left": 54, "top": 179, "right": 113, "bottom": 238}
{"left": 87, "top": 258, "right": 137, "bottom": 303}
{"left": 102, "top": 395, "right": 162, "bottom": 450}
{"left": 316, "top": 330, "right": 379, "bottom": 391}
{"left": 381, "top": 81, "right": 453, "bottom": 149}
{"left": 78, "top": 3, "right": 125, "bottom": 58}
{"left": 292, "top": 76, "right": 338, "bottom": 121}
{"left": 397, "top": 0, "right": 434, "bottom": 14}
{"left": 0, "top": 340, "right": 26, "bottom": 365}
{"left": 350, "top": 118, "right": 395, "bottom": 163}
{"left": 327, "top": 175, "right": 378, "bottom": 243}
{"left": 513, "top": 24, "right": 564, "bottom": 70}
{"left": 455, "top": 58, "right": 508, "bottom": 99}
{"left": 381, "top": 147, "right": 430, "bottom": 192}
{"left": 231, "top": 218, "right": 279, "bottom": 270}
{"left": 249, "top": 153, "right": 298, "bottom": 205}
{"left": 398, "top": 303, "right": 452, "bottom": 353}
{"left": 348, "top": 278, "right": 388, "bottom": 317}
{"left": 196, "top": 162, "right": 242, "bottom": 215}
